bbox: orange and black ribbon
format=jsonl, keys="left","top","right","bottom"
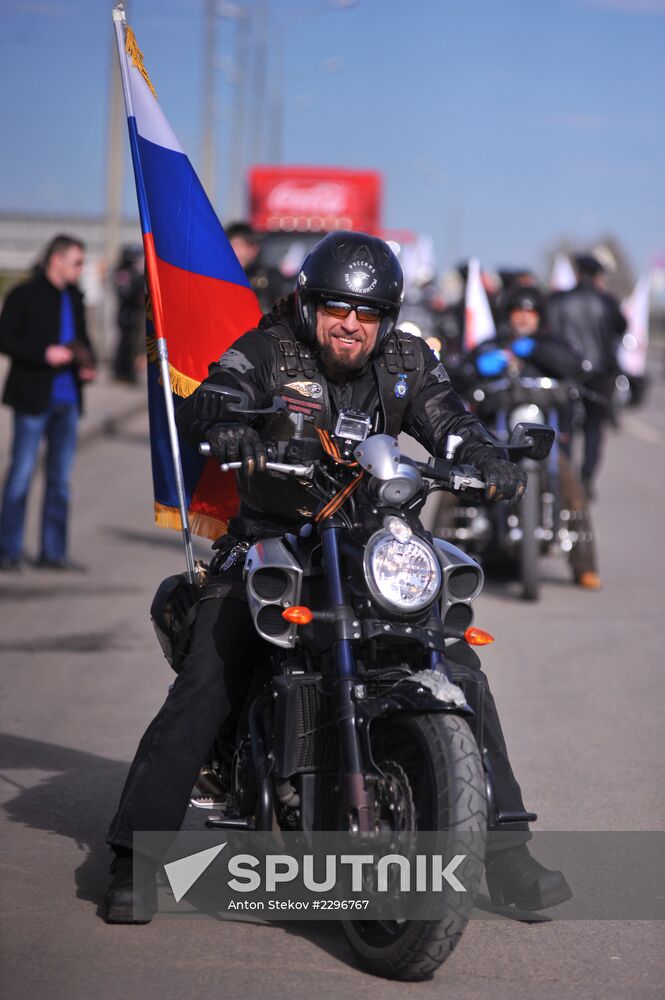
{"left": 314, "top": 427, "right": 363, "bottom": 522}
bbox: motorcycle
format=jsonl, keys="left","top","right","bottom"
{"left": 152, "top": 386, "right": 553, "bottom": 980}
{"left": 435, "top": 369, "right": 573, "bottom": 602}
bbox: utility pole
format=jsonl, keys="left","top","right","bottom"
{"left": 227, "top": 4, "right": 251, "bottom": 220}
{"left": 268, "top": 16, "right": 284, "bottom": 164}
{"left": 200, "top": 0, "right": 217, "bottom": 203}
{"left": 249, "top": 0, "right": 269, "bottom": 167}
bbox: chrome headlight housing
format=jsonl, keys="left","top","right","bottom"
{"left": 364, "top": 529, "right": 442, "bottom": 613}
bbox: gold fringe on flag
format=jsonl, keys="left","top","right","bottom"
{"left": 146, "top": 335, "right": 200, "bottom": 397}
{"left": 125, "top": 26, "right": 157, "bottom": 99}
{"left": 167, "top": 365, "right": 200, "bottom": 398}
{"left": 154, "top": 502, "right": 227, "bottom": 541}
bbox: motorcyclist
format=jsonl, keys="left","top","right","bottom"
{"left": 104, "top": 232, "right": 571, "bottom": 922}
{"left": 451, "top": 285, "right": 602, "bottom": 589}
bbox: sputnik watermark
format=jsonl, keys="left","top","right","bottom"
{"left": 135, "top": 831, "right": 665, "bottom": 921}
{"left": 163, "top": 841, "right": 467, "bottom": 903}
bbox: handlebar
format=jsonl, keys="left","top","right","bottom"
{"left": 199, "top": 440, "right": 486, "bottom": 495}
{"left": 198, "top": 442, "right": 313, "bottom": 478}
{"left": 406, "top": 456, "right": 485, "bottom": 492}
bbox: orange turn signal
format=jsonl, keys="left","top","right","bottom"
{"left": 464, "top": 627, "right": 494, "bottom": 646}
{"left": 281, "top": 606, "right": 314, "bottom": 626}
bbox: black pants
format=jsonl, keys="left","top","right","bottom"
{"left": 107, "top": 596, "right": 529, "bottom": 851}
{"left": 560, "top": 377, "right": 613, "bottom": 487}
{"left": 580, "top": 394, "right": 610, "bottom": 486}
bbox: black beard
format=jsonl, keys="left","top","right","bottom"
{"left": 318, "top": 341, "right": 370, "bottom": 382}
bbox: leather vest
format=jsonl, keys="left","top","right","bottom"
{"left": 238, "top": 327, "right": 427, "bottom": 522}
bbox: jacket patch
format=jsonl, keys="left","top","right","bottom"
{"left": 431, "top": 362, "right": 450, "bottom": 384}
{"left": 218, "top": 348, "right": 254, "bottom": 374}
{"left": 284, "top": 379, "right": 323, "bottom": 400}
{"left": 282, "top": 394, "right": 322, "bottom": 412}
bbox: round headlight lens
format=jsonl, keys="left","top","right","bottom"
{"left": 366, "top": 533, "right": 441, "bottom": 612}
{"left": 384, "top": 515, "right": 413, "bottom": 543}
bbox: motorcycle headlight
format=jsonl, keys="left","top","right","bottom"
{"left": 364, "top": 531, "right": 441, "bottom": 613}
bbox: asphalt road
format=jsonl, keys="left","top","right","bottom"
{"left": 1, "top": 378, "right": 664, "bottom": 1000}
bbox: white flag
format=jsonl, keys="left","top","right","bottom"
{"left": 618, "top": 274, "right": 651, "bottom": 378}
{"left": 549, "top": 252, "right": 577, "bottom": 291}
{"left": 463, "top": 257, "right": 496, "bottom": 351}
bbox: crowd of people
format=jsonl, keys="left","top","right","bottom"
{"left": 424, "top": 253, "right": 627, "bottom": 505}
{"left": 0, "top": 226, "right": 631, "bottom": 584}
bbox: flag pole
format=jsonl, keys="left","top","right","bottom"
{"left": 112, "top": 4, "right": 196, "bottom": 583}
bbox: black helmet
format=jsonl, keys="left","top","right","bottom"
{"left": 295, "top": 231, "right": 404, "bottom": 350}
{"left": 506, "top": 285, "right": 544, "bottom": 317}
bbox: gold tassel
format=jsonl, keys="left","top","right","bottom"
{"left": 125, "top": 26, "right": 157, "bottom": 99}
{"left": 167, "top": 365, "right": 200, "bottom": 398}
{"left": 189, "top": 511, "right": 228, "bottom": 541}
{"left": 154, "top": 502, "right": 227, "bottom": 541}
{"left": 145, "top": 340, "right": 200, "bottom": 398}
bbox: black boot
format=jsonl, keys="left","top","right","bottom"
{"left": 104, "top": 852, "right": 158, "bottom": 924}
{"left": 485, "top": 844, "right": 572, "bottom": 910}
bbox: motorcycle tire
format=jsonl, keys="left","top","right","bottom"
{"left": 342, "top": 712, "right": 487, "bottom": 982}
{"left": 519, "top": 464, "right": 540, "bottom": 602}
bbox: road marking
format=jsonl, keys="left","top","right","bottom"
{"left": 622, "top": 416, "right": 663, "bottom": 445}
{"left": 164, "top": 842, "right": 227, "bottom": 902}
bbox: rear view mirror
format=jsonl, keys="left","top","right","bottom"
{"left": 194, "top": 384, "right": 286, "bottom": 421}
{"left": 508, "top": 422, "right": 555, "bottom": 461}
{"left": 194, "top": 384, "right": 251, "bottom": 421}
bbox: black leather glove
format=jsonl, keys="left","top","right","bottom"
{"left": 479, "top": 458, "right": 527, "bottom": 504}
{"left": 204, "top": 424, "right": 266, "bottom": 476}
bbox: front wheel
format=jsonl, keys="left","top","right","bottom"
{"left": 342, "top": 713, "right": 487, "bottom": 981}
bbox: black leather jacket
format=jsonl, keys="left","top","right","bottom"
{"left": 177, "top": 297, "right": 507, "bottom": 525}
{"left": 0, "top": 273, "right": 94, "bottom": 415}
{"left": 546, "top": 280, "right": 626, "bottom": 377}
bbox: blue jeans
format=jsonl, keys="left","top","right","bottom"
{"left": 0, "top": 403, "right": 79, "bottom": 561}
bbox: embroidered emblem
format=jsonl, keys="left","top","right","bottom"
{"left": 431, "top": 361, "right": 450, "bottom": 384}
{"left": 218, "top": 348, "right": 254, "bottom": 374}
{"left": 344, "top": 260, "right": 378, "bottom": 295}
{"left": 284, "top": 380, "right": 323, "bottom": 400}
{"left": 394, "top": 373, "right": 408, "bottom": 399}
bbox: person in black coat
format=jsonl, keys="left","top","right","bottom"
{"left": 0, "top": 234, "right": 96, "bottom": 571}
{"left": 112, "top": 244, "right": 145, "bottom": 384}
{"left": 546, "top": 255, "right": 626, "bottom": 496}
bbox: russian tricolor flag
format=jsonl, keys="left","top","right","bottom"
{"left": 114, "top": 12, "right": 262, "bottom": 539}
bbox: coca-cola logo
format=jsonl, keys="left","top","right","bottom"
{"left": 266, "top": 182, "right": 349, "bottom": 217}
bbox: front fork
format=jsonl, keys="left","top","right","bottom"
{"left": 321, "top": 524, "right": 376, "bottom": 833}
{"left": 321, "top": 526, "right": 461, "bottom": 833}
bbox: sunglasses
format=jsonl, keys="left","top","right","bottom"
{"left": 321, "top": 299, "right": 383, "bottom": 322}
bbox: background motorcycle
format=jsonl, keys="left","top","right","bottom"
{"left": 152, "top": 388, "right": 552, "bottom": 980}
{"left": 436, "top": 362, "right": 567, "bottom": 601}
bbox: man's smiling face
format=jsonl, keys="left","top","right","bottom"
{"left": 314, "top": 302, "right": 380, "bottom": 379}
